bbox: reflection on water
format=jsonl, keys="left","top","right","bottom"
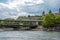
{"left": 0, "top": 31, "right": 60, "bottom": 40}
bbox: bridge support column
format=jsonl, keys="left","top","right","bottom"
{"left": 36, "top": 21, "right": 38, "bottom": 25}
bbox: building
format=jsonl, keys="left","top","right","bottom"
{"left": 17, "top": 8, "right": 60, "bottom": 20}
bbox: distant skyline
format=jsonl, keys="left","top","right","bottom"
{"left": 0, "top": 0, "right": 60, "bottom": 19}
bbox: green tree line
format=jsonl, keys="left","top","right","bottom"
{"left": 43, "top": 13, "right": 60, "bottom": 28}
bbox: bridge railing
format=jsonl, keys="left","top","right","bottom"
{"left": 0, "top": 20, "right": 43, "bottom": 25}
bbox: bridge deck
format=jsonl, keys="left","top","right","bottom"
{"left": 0, "top": 20, "right": 42, "bottom": 28}
{"left": 0, "top": 24, "right": 38, "bottom": 28}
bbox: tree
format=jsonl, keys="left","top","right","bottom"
{"left": 55, "top": 16, "right": 60, "bottom": 24}
{"left": 43, "top": 13, "right": 55, "bottom": 28}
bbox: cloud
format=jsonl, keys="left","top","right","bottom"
{"left": 44, "top": 0, "right": 60, "bottom": 8}
{"left": 0, "top": 4, "right": 35, "bottom": 19}
{"left": 0, "top": 0, "right": 60, "bottom": 19}
{"left": 7, "top": 0, "right": 44, "bottom": 8}
{"left": 0, "top": 0, "right": 44, "bottom": 19}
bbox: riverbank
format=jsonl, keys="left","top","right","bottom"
{"left": 0, "top": 28, "right": 60, "bottom": 32}
{"left": 0, "top": 25, "right": 60, "bottom": 31}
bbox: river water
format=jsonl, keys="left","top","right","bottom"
{"left": 0, "top": 31, "right": 60, "bottom": 40}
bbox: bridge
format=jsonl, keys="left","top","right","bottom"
{"left": 0, "top": 20, "right": 43, "bottom": 30}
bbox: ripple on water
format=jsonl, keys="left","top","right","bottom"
{"left": 0, "top": 31, "right": 60, "bottom": 40}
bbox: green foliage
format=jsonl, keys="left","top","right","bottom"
{"left": 22, "top": 22, "right": 35, "bottom": 25}
{"left": 0, "top": 21, "right": 19, "bottom": 24}
{"left": 43, "top": 13, "right": 55, "bottom": 28}
{"left": 55, "top": 16, "right": 60, "bottom": 24}
{"left": 37, "top": 17, "right": 42, "bottom": 20}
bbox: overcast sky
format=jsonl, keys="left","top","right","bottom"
{"left": 0, "top": 0, "right": 60, "bottom": 19}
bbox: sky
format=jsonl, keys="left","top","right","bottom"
{"left": 0, "top": 0, "right": 60, "bottom": 19}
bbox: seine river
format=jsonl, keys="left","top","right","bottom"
{"left": 0, "top": 31, "right": 60, "bottom": 40}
